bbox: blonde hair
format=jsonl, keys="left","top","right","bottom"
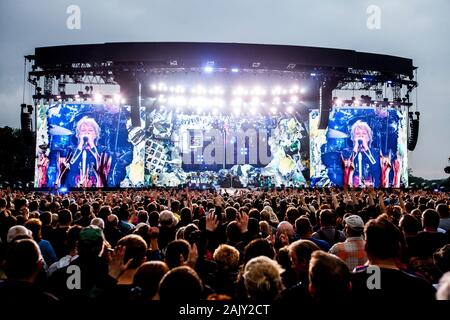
{"left": 213, "top": 244, "right": 240, "bottom": 270}
{"left": 243, "top": 256, "right": 284, "bottom": 300}
{"left": 350, "top": 120, "right": 373, "bottom": 144}
{"left": 76, "top": 116, "right": 101, "bottom": 139}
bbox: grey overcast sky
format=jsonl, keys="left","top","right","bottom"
{"left": 0, "top": 0, "right": 449, "bottom": 179}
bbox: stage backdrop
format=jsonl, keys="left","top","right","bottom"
{"left": 34, "top": 103, "right": 309, "bottom": 188}
{"left": 144, "top": 108, "right": 309, "bottom": 188}
{"left": 309, "top": 107, "right": 408, "bottom": 188}
{"left": 34, "top": 103, "right": 145, "bottom": 188}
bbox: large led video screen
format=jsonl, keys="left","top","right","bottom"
{"left": 144, "top": 108, "right": 310, "bottom": 188}
{"left": 310, "top": 107, "right": 408, "bottom": 188}
{"left": 35, "top": 104, "right": 145, "bottom": 188}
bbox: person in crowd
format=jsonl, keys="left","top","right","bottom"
{"left": 351, "top": 216, "right": 436, "bottom": 301}
{"left": 158, "top": 266, "right": 204, "bottom": 300}
{"left": 24, "top": 218, "right": 57, "bottom": 266}
{"left": 282, "top": 240, "right": 320, "bottom": 301}
{"left": 312, "top": 209, "right": 346, "bottom": 246}
{"left": 308, "top": 250, "right": 351, "bottom": 303}
{"left": 436, "top": 203, "right": 450, "bottom": 232}
{"left": 0, "top": 187, "right": 448, "bottom": 303}
{"left": 243, "top": 256, "right": 284, "bottom": 300}
{"left": 48, "top": 225, "right": 116, "bottom": 300}
{"left": 295, "top": 216, "right": 330, "bottom": 251}
{"left": 414, "top": 209, "right": 448, "bottom": 258}
{"left": 0, "top": 239, "right": 57, "bottom": 303}
{"left": 48, "top": 225, "right": 81, "bottom": 276}
{"left": 132, "top": 261, "right": 169, "bottom": 300}
{"left": 50, "top": 209, "right": 72, "bottom": 259}
{"left": 209, "top": 244, "right": 240, "bottom": 297}
{"left": 329, "top": 214, "right": 367, "bottom": 270}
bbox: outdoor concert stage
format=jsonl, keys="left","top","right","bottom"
{"left": 24, "top": 42, "right": 418, "bottom": 190}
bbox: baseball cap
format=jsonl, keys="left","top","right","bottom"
{"left": 344, "top": 215, "right": 365, "bottom": 231}
{"left": 79, "top": 225, "right": 104, "bottom": 242}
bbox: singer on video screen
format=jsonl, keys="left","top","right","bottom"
{"left": 342, "top": 120, "right": 381, "bottom": 188}
{"left": 57, "top": 116, "right": 111, "bottom": 188}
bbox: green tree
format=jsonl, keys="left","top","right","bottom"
{"left": 0, "top": 127, "right": 34, "bottom": 183}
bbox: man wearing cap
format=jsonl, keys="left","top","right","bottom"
{"left": 48, "top": 225, "right": 117, "bottom": 300}
{"left": 329, "top": 215, "right": 367, "bottom": 270}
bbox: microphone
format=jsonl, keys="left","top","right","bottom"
{"left": 83, "top": 136, "right": 89, "bottom": 149}
{"left": 358, "top": 139, "right": 363, "bottom": 151}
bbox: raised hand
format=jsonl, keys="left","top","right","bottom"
{"left": 94, "top": 152, "right": 112, "bottom": 187}
{"left": 37, "top": 155, "right": 50, "bottom": 187}
{"left": 236, "top": 211, "right": 249, "bottom": 233}
{"left": 341, "top": 153, "right": 355, "bottom": 187}
{"left": 108, "top": 245, "right": 132, "bottom": 280}
{"left": 380, "top": 152, "right": 392, "bottom": 188}
{"left": 185, "top": 243, "right": 198, "bottom": 269}
{"left": 205, "top": 212, "right": 219, "bottom": 232}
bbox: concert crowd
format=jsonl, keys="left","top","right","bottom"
{"left": 0, "top": 186, "right": 449, "bottom": 305}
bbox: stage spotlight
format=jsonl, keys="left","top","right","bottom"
{"left": 233, "top": 87, "right": 244, "bottom": 96}
{"left": 290, "top": 96, "right": 298, "bottom": 103}
{"left": 121, "top": 98, "right": 126, "bottom": 104}
{"left": 286, "top": 106, "right": 294, "bottom": 113}
{"left": 300, "top": 87, "right": 306, "bottom": 94}
{"left": 197, "top": 97, "right": 208, "bottom": 108}
{"left": 231, "top": 98, "right": 243, "bottom": 108}
{"left": 151, "top": 84, "right": 157, "bottom": 91}
{"left": 233, "top": 107, "right": 241, "bottom": 115}
{"left": 290, "top": 85, "right": 299, "bottom": 94}
{"left": 114, "top": 94, "right": 122, "bottom": 103}
{"left": 270, "top": 107, "right": 277, "bottom": 114}
{"left": 175, "top": 85, "right": 185, "bottom": 94}
{"left": 204, "top": 66, "right": 214, "bottom": 73}
{"left": 310, "top": 73, "right": 317, "bottom": 77}
{"left": 272, "top": 86, "right": 282, "bottom": 96}
{"left": 249, "top": 107, "right": 257, "bottom": 115}
{"left": 213, "top": 98, "right": 224, "bottom": 108}
{"left": 252, "top": 86, "right": 264, "bottom": 96}
{"left": 188, "top": 97, "right": 197, "bottom": 107}
{"left": 251, "top": 97, "right": 260, "bottom": 106}
{"left": 168, "top": 96, "right": 176, "bottom": 106}
{"left": 196, "top": 85, "right": 207, "bottom": 95}
{"left": 335, "top": 99, "right": 343, "bottom": 106}
{"left": 213, "top": 87, "right": 224, "bottom": 95}
{"left": 94, "top": 93, "right": 103, "bottom": 103}
{"left": 158, "top": 82, "right": 167, "bottom": 92}
{"left": 273, "top": 96, "right": 281, "bottom": 105}
{"left": 175, "top": 96, "right": 187, "bottom": 107}
{"left": 231, "top": 68, "right": 239, "bottom": 73}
